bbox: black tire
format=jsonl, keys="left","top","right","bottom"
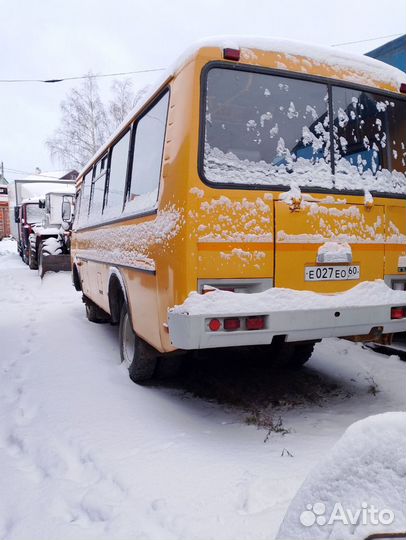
{"left": 85, "top": 300, "right": 110, "bottom": 323}
{"left": 22, "top": 247, "right": 29, "bottom": 265}
{"left": 285, "top": 342, "right": 316, "bottom": 369}
{"left": 28, "top": 237, "right": 38, "bottom": 270}
{"left": 155, "top": 356, "right": 183, "bottom": 379}
{"left": 119, "top": 303, "right": 157, "bottom": 383}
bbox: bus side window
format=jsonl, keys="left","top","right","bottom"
{"left": 105, "top": 130, "right": 131, "bottom": 216}
{"left": 73, "top": 190, "right": 81, "bottom": 228}
{"left": 126, "top": 91, "right": 169, "bottom": 213}
{"left": 78, "top": 169, "right": 93, "bottom": 228}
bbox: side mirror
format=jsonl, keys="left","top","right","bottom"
{"left": 62, "top": 200, "right": 72, "bottom": 222}
{"left": 14, "top": 206, "right": 20, "bottom": 223}
{"left": 38, "top": 199, "right": 45, "bottom": 209}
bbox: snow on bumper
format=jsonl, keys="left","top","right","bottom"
{"left": 168, "top": 281, "right": 406, "bottom": 349}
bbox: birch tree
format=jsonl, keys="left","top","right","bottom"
{"left": 47, "top": 75, "right": 147, "bottom": 169}
{"left": 47, "top": 74, "right": 109, "bottom": 169}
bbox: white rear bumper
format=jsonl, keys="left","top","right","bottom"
{"left": 168, "top": 303, "right": 405, "bottom": 350}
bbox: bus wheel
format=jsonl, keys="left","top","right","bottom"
{"left": 155, "top": 355, "right": 183, "bottom": 379}
{"left": 286, "top": 342, "right": 316, "bottom": 369}
{"left": 84, "top": 298, "right": 110, "bottom": 324}
{"left": 119, "top": 304, "right": 157, "bottom": 383}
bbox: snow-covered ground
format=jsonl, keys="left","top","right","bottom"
{"left": 0, "top": 236, "right": 405, "bottom": 540}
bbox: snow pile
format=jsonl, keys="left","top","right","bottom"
{"left": 170, "top": 280, "right": 406, "bottom": 316}
{"left": 204, "top": 145, "right": 406, "bottom": 195}
{"left": 0, "top": 237, "right": 17, "bottom": 256}
{"left": 0, "top": 246, "right": 406, "bottom": 540}
{"left": 317, "top": 242, "right": 352, "bottom": 263}
{"left": 279, "top": 181, "right": 302, "bottom": 205}
{"left": 277, "top": 412, "right": 406, "bottom": 539}
{"left": 334, "top": 157, "right": 406, "bottom": 195}
{"left": 204, "top": 145, "right": 334, "bottom": 189}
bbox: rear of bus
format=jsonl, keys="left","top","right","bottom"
{"left": 167, "top": 42, "right": 406, "bottom": 352}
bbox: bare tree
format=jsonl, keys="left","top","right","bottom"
{"left": 47, "top": 74, "right": 109, "bottom": 169}
{"left": 108, "top": 79, "right": 144, "bottom": 127}
{"left": 47, "top": 74, "right": 149, "bottom": 170}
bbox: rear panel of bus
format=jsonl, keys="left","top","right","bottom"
{"left": 165, "top": 47, "right": 405, "bottom": 349}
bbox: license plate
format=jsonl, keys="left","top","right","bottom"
{"left": 305, "top": 265, "right": 360, "bottom": 282}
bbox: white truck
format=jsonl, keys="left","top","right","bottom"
{"left": 8, "top": 173, "right": 77, "bottom": 268}
{"left": 29, "top": 190, "right": 75, "bottom": 277}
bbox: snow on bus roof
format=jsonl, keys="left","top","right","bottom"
{"left": 182, "top": 35, "right": 406, "bottom": 88}
{"left": 79, "top": 35, "right": 406, "bottom": 179}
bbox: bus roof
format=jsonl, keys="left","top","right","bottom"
{"left": 77, "top": 36, "right": 406, "bottom": 183}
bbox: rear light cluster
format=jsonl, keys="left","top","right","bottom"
{"left": 223, "top": 48, "right": 240, "bottom": 61}
{"left": 207, "top": 315, "right": 266, "bottom": 332}
{"left": 391, "top": 306, "right": 406, "bottom": 320}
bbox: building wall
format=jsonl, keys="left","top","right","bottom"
{"left": 0, "top": 204, "right": 10, "bottom": 238}
{"left": 366, "top": 35, "right": 406, "bottom": 72}
{"left": 0, "top": 187, "right": 10, "bottom": 238}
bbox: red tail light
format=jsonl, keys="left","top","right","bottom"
{"left": 208, "top": 318, "right": 221, "bottom": 331}
{"left": 223, "top": 48, "right": 240, "bottom": 61}
{"left": 391, "top": 306, "right": 406, "bottom": 319}
{"left": 400, "top": 83, "right": 406, "bottom": 94}
{"left": 245, "top": 316, "right": 265, "bottom": 330}
{"left": 223, "top": 317, "right": 240, "bottom": 331}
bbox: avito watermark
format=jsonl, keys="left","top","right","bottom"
{"left": 300, "top": 502, "right": 394, "bottom": 527}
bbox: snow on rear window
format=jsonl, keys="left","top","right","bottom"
{"left": 203, "top": 68, "right": 332, "bottom": 189}
{"left": 333, "top": 86, "right": 406, "bottom": 193}
{"left": 202, "top": 67, "right": 406, "bottom": 195}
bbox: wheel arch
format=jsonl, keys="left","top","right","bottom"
{"left": 72, "top": 263, "right": 82, "bottom": 291}
{"left": 108, "top": 267, "right": 129, "bottom": 325}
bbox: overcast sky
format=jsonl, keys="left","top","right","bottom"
{"left": 1, "top": 0, "right": 405, "bottom": 180}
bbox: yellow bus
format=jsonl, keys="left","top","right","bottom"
{"left": 71, "top": 38, "right": 406, "bottom": 383}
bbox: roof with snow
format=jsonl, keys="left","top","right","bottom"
{"left": 20, "top": 170, "right": 78, "bottom": 182}
{"left": 79, "top": 35, "right": 406, "bottom": 179}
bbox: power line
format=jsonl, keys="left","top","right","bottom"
{"left": 0, "top": 67, "right": 166, "bottom": 84}
{"left": 3, "top": 167, "right": 69, "bottom": 179}
{"left": 331, "top": 32, "right": 404, "bottom": 47}
{"left": 1, "top": 31, "right": 404, "bottom": 84}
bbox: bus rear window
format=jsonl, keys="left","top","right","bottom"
{"left": 333, "top": 86, "right": 406, "bottom": 191}
{"left": 202, "top": 66, "right": 406, "bottom": 195}
{"left": 203, "top": 67, "right": 331, "bottom": 189}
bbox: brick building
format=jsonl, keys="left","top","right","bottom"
{"left": 0, "top": 174, "right": 10, "bottom": 239}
